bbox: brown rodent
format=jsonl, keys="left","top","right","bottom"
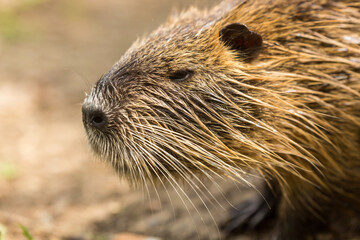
{"left": 82, "top": 0, "right": 360, "bottom": 239}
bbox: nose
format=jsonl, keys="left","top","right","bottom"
{"left": 82, "top": 104, "right": 108, "bottom": 129}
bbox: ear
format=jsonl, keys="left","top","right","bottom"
{"left": 219, "top": 23, "right": 262, "bottom": 60}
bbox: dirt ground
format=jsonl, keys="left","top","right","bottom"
{"left": 0, "top": 1, "right": 359, "bottom": 240}
{"left": 0, "top": 0, "right": 254, "bottom": 239}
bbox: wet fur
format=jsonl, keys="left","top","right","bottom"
{"left": 83, "top": 0, "right": 360, "bottom": 238}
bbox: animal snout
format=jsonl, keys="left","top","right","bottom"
{"left": 82, "top": 104, "right": 108, "bottom": 130}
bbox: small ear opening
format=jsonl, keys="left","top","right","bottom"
{"left": 219, "top": 23, "right": 263, "bottom": 60}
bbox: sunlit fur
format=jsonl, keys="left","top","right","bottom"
{"left": 83, "top": 0, "right": 360, "bottom": 235}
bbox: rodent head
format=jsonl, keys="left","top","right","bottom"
{"left": 82, "top": 8, "right": 265, "bottom": 184}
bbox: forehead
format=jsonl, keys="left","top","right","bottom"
{"left": 99, "top": 10, "right": 221, "bottom": 85}
{"left": 114, "top": 22, "right": 215, "bottom": 72}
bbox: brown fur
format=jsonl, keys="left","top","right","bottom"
{"left": 83, "top": 0, "right": 360, "bottom": 238}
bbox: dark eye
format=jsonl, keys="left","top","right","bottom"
{"left": 169, "top": 70, "right": 193, "bottom": 82}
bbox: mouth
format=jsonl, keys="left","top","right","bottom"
{"left": 81, "top": 95, "right": 233, "bottom": 184}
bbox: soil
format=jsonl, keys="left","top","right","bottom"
{"left": 0, "top": 1, "right": 358, "bottom": 240}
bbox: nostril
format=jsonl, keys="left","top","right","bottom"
{"left": 92, "top": 115, "right": 103, "bottom": 124}
{"left": 82, "top": 104, "right": 108, "bottom": 129}
{"left": 91, "top": 113, "right": 106, "bottom": 127}
{"left": 90, "top": 111, "right": 107, "bottom": 129}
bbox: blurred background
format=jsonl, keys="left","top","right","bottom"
{"left": 0, "top": 0, "right": 257, "bottom": 239}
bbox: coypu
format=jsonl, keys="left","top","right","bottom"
{"left": 82, "top": 0, "right": 360, "bottom": 239}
